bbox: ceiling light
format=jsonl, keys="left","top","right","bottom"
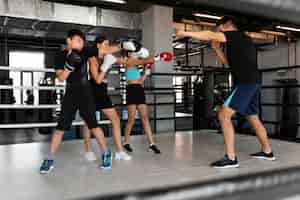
{"left": 193, "top": 13, "right": 221, "bottom": 20}
{"left": 100, "top": 0, "right": 126, "bottom": 4}
{"left": 276, "top": 25, "right": 300, "bottom": 32}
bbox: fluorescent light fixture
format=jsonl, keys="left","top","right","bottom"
{"left": 193, "top": 13, "right": 221, "bottom": 20}
{"left": 100, "top": 0, "right": 126, "bottom": 4}
{"left": 276, "top": 25, "right": 300, "bottom": 32}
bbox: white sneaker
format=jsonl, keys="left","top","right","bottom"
{"left": 115, "top": 151, "right": 132, "bottom": 161}
{"left": 84, "top": 151, "right": 97, "bottom": 161}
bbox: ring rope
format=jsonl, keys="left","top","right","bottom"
{"left": 0, "top": 120, "right": 111, "bottom": 129}
{"left": 0, "top": 85, "right": 116, "bottom": 91}
{"left": 0, "top": 104, "right": 60, "bottom": 109}
{"left": 0, "top": 66, "right": 120, "bottom": 74}
{"left": 0, "top": 66, "right": 56, "bottom": 72}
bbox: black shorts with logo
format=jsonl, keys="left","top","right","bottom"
{"left": 126, "top": 84, "right": 146, "bottom": 105}
{"left": 56, "top": 82, "right": 98, "bottom": 131}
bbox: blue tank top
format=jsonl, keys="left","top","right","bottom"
{"left": 125, "top": 66, "right": 141, "bottom": 81}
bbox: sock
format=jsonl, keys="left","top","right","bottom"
{"left": 103, "top": 149, "right": 111, "bottom": 154}
{"left": 47, "top": 153, "right": 55, "bottom": 160}
{"left": 227, "top": 154, "right": 236, "bottom": 161}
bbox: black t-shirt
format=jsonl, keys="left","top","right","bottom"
{"left": 54, "top": 47, "right": 95, "bottom": 85}
{"left": 54, "top": 47, "right": 97, "bottom": 85}
{"left": 224, "top": 31, "right": 261, "bottom": 84}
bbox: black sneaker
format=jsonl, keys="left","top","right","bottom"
{"left": 210, "top": 155, "right": 239, "bottom": 169}
{"left": 251, "top": 151, "right": 276, "bottom": 161}
{"left": 149, "top": 144, "right": 161, "bottom": 154}
{"left": 123, "top": 144, "right": 133, "bottom": 152}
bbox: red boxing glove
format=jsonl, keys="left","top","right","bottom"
{"left": 145, "top": 63, "right": 152, "bottom": 69}
{"left": 144, "top": 63, "right": 152, "bottom": 76}
{"left": 155, "top": 52, "right": 173, "bottom": 62}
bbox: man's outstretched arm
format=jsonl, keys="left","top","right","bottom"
{"left": 176, "top": 30, "right": 226, "bottom": 42}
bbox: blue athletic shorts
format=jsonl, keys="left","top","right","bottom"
{"left": 223, "top": 84, "right": 260, "bottom": 116}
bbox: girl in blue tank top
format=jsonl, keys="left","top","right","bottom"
{"left": 122, "top": 52, "right": 161, "bottom": 154}
{"left": 125, "top": 66, "right": 141, "bottom": 81}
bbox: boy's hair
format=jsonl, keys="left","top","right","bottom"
{"left": 216, "top": 15, "right": 238, "bottom": 28}
{"left": 67, "top": 29, "right": 85, "bottom": 40}
{"left": 95, "top": 34, "right": 108, "bottom": 45}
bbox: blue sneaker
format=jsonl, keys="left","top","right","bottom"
{"left": 101, "top": 150, "right": 112, "bottom": 169}
{"left": 40, "top": 159, "right": 54, "bottom": 174}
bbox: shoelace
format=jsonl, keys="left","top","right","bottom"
{"left": 103, "top": 152, "right": 111, "bottom": 164}
{"left": 42, "top": 160, "right": 51, "bottom": 168}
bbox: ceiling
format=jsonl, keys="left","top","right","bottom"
{"left": 43, "top": 0, "right": 300, "bottom": 33}
{"left": 43, "top": 0, "right": 151, "bottom": 12}
{"left": 0, "top": 16, "right": 142, "bottom": 45}
{"left": 1, "top": 0, "right": 300, "bottom": 45}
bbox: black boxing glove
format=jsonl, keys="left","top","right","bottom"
{"left": 65, "top": 50, "right": 83, "bottom": 72}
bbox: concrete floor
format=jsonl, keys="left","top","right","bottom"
{"left": 1, "top": 130, "right": 300, "bottom": 200}
{"left": 0, "top": 128, "right": 52, "bottom": 144}
{"left": 215, "top": 181, "right": 300, "bottom": 200}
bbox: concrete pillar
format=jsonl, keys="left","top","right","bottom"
{"left": 142, "top": 5, "right": 175, "bottom": 132}
{"left": 142, "top": 5, "right": 173, "bottom": 88}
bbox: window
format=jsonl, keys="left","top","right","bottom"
{"left": 9, "top": 51, "right": 45, "bottom": 104}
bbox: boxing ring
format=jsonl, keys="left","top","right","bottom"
{"left": 0, "top": 65, "right": 179, "bottom": 133}
{"left": 0, "top": 66, "right": 114, "bottom": 130}
{"left": 1, "top": 66, "right": 300, "bottom": 200}
{"left": 1, "top": 131, "right": 300, "bottom": 200}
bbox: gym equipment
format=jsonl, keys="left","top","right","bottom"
{"left": 0, "top": 78, "right": 15, "bottom": 123}
{"left": 276, "top": 79, "right": 299, "bottom": 139}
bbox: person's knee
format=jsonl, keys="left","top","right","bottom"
{"left": 246, "top": 115, "right": 258, "bottom": 121}
{"left": 247, "top": 115, "right": 264, "bottom": 127}
{"left": 89, "top": 128, "right": 96, "bottom": 134}
{"left": 218, "top": 108, "right": 225, "bottom": 120}
{"left": 127, "top": 117, "right": 135, "bottom": 125}
{"left": 54, "top": 129, "right": 64, "bottom": 136}
{"left": 83, "top": 128, "right": 91, "bottom": 138}
{"left": 111, "top": 118, "right": 120, "bottom": 127}
{"left": 140, "top": 113, "right": 149, "bottom": 122}
{"left": 110, "top": 113, "right": 120, "bottom": 124}
{"left": 218, "top": 108, "right": 233, "bottom": 121}
{"left": 128, "top": 119, "right": 135, "bottom": 125}
{"left": 90, "top": 127, "right": 103, "bottom": 135}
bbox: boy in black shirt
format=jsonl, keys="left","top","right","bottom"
{"left": 176, "top": 16, "right": 275, "bottom": 168}
{"left": 40, "top": 29, "right": 112, "bottom": 174}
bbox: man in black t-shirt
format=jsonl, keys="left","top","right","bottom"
{"left": 40, "top": 29, "right": 112, "bottom": 174}
{"left": 177, "top": 16, "right": 275, "bottom": 168}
